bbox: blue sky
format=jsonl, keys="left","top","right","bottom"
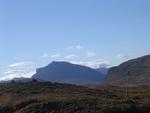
{"left": 0, "top": 0, "right": 150, "bottom": 80}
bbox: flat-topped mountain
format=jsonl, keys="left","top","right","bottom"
{"left": 105, "top": 55, "right": 150, "bottom": 86}
{"left": 33, "top": 61, "right": 105, "bottom": 85}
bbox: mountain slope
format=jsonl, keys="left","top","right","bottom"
{"left": 33, "top": 61, "right": 105, "bottom": 85}
{"left": 95, "top": 67, "right": 109, "bottom": 75}
{"left": 105, "top": 55, "right": 150, "bottom": 86}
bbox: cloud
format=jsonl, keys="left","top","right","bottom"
{"left": 0, "top": 61, "right": 36, "bottom": 81}
{"left": 42, "top": 53, "right": 62, "bottom": 59}
{"left": 50, "top": 54, "right": 61, "bottom": 58}
{"left": 86, "top": 51, "right": 96, "bottom": 58}
{"left": 67, "top": 45, "right": 83, "bottom": 50}
{"left": 71, "top": 60, "right": 111, "bottom": 69}
{"left": 117, "top": 53, "right": 129, "bottom": 60}
{"left": 65, "top": 54, "right": 78, "bottom": 59}
{"left": 4, "top": 70, "right": 23, "bottom": 74}
{"left": 0, "top": 70, "right": 35, "bottom": 81}
{"left": 137, "top": 52, "right": 150, "bottom": 57}
{"left": 9, "top": 61, "right": 35, "bottom": 68}
{"left": 42, "top": 53, "right": 50, "bottom": 58}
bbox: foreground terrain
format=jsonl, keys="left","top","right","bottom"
{"left": 0, "top": 82, "right": 149, "bottom": 113}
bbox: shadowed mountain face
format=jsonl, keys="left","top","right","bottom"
{"left": 33, "top": 61, "right": 105, "bottom": 85}
{"left": 105, "top": 55, "right": 150, "bottom": 86}
{"left": 95, "top": 67, "right": 109, "bottom": 75}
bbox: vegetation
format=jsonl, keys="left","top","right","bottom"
{"left": 0, "top": 82, "right": 149, "bottom": 113}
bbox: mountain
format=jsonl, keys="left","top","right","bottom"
{"left": 12, "top": 77, "right": 32, "bottom": 82}
{"left": 32, "top": 61, "right": 105, "bottom": 85}
{"left": 95, "top": 67, "right": 109, "bottom": 75}
{"left": 105, "top": 55, "right": 150, "bottom": 86}
{"left": 0, "top": 77, "right": 32, "bottom": 83}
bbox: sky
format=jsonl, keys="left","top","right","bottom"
{"left": 0, "top": 0, "right": 150, "bottom": 80}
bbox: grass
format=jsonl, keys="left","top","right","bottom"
{"left": 0, "top": 82, "right": 149, "bottom": 113}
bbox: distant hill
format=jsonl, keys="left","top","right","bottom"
{"left": 32, "top": 61, "right": 105, "bottom": 85}
{"left": 105, "top": 55, "right": 150, "bottom": 86}
{"left": 95, "top": 67, "right": 109, "bottom": 75}
{"left": 0, "top": 77, "right": 32, "bottom": 83}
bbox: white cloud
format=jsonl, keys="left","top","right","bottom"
{"left": 0, "top": 61, "right": 36, "bottom": 81}
{"left": 42, "top": 53, "right": 62, "bottom": 59}
{"left": 42, "top": 53, "right": 50, "bottom": 58}
{"left": 137, "top": 52, "right": 150, "bottom": 57}
{"left": 4, "top": 70, "right": 23, "bottom": 74}
{"left": 117, "top": 53, "right": 129, "bottom": 60}
{"left": 0, "top": 70, "right": 35, "bottom": 81}
{"left": 86, "top": 51, "right": 96, "bottom": 58}
{"left": 75, "top": 45, "right": 83, "bottom": 49}
{"left": 9, "top": 61, "right": 35, "bottom": 68}
{"left": 50, "top": 54, "right": 61, "bottom": 58}
{"left": 67, "top": 45, "right": 83, "bottom": 50}
{"left": 65, "top": 54, "right": 78, "bottom": 59}
{"left": 71, "top": 60, "right": 111, "bottom": 69}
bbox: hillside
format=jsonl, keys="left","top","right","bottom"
{"left": 105, "top": 55, "right": 150, "bottom": 86}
